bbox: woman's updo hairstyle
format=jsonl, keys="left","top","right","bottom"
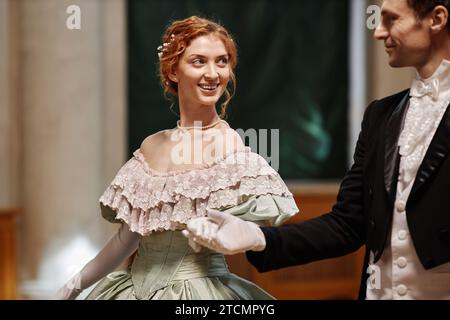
{"left": 158, "top": 16, "right": 237, "bottom": 118}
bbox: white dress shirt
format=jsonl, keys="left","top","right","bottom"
{"left": 366, "top": 59, "right": 450, "bottom": 300}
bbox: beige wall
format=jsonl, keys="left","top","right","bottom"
{"left": 0, "top": 0, "right": 21, "bottom": 208}
{"left": 0, "top": 0, "right": 127, "bottom": 298}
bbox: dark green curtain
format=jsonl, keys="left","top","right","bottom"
{"left": 128, "top": 0, "right": 349, "bottom": 180}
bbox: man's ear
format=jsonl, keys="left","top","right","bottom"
{"left": 430, "top": 5, "right": 449, "bottom": 34}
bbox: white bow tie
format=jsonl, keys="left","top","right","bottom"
{"left": 410, "top": 78, "right": 440, "bottom": 101}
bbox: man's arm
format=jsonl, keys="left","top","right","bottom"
{"left": 246, "top": 100, "right": 377, "bottom": 272}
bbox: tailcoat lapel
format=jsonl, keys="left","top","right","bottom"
{"left": 383, "top": 92, "right": 410, "bottom": 201}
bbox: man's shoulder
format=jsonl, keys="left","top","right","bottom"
{"left": 365, "top": 89, "right": 410, "bottom": 120}
{"left": 372, "top": 89, "right": 410, "bottom": 108}
{"left": 361, "top": 89, "right": 410, "bottom": 131}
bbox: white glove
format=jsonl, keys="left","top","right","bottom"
{"left": 54, "top": 272, "right": 83, "bottom": 300}
{"left": 184, "top": 216, "right": 220, "bottom": 253}
{"left": 54, "top": 223, "right": 140, "bottom": 300}
{"left": 182, "top": 209, "right": 266, "bottom": 255}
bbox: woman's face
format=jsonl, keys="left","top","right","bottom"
{"left": 172, "top": 34, "right": 231, "bottom": 109}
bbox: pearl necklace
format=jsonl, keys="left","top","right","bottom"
{"left": 176, "top": 119, "right": 226, "bottom": 130}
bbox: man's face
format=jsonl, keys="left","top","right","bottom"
{"left": 374, "top": 0, "right": 432, "bottom": 69}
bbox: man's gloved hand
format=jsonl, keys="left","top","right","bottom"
{"left": 182, "top": 209, "right": 266, "bottom": 255}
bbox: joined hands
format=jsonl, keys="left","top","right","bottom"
{"left": 182, "top": 209, "right": 266, "bottom": 255}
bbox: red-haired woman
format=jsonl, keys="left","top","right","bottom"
{"left": 55, "top": 16, "right": 298, "bottom": 300}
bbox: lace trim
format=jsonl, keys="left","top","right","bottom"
{"left": 99, "top": 148, "right": 294, "bottom": 235}
{"left": 398, "top": 96, "right": 449, "bottom": 185}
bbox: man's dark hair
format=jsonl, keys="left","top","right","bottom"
{"left": 408, "top": 0, "right": 450, "bottom": 33}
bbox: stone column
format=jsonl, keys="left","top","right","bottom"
{"left": 0, "top": 0, "right": 21, "bottom": 209}
{"left": 13, "top": 0, "right": 126, "bottom": 298}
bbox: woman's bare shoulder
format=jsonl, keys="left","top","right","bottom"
{"left": 140, "top": 129, "right": 173, "bottom": 152}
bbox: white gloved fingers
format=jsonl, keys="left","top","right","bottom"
{"left": 185, "top": 219, "right": 198, "bottom": 234}
{"left": 210, "top": 222, "right": 219, "bottom": 239}
{"left": 181, "top": 229, "right": 191, "bottom": 239}
{"left": 185, "top": 211, "right": 267, "bottom": 255}
{"left": 186, "top": 217, "right": 219, "bottom": 242}
{"left": 184, "top": 228, "right": 226, "bottom": 253}
{"left": 210, "top": 216, "right": 266, "bottom": 255}
{"left": 186, "top": 217, "right": 208, "bottom": 235}
{"left": 184, "top": 228, "right": 227, "bottom": 253}
{"left": 207, "top": 209, "right": 229, "bottom": 226}
{"left": 185, "top": 219, "right": 199, "bottom": 234}
{"left": 198, "top": 220, "right": 207, "bottom": 240}
{"left": 203, "top": 220, "right": 219, "bottom": 241}
{"left": 182, "top": 229, "right": 202, "bottom": 253}
{"left": 188, "top": 237, "right": 202, "bottom": 253}
{"left": 197, "top": 237, "right": 224, "bottom": 253}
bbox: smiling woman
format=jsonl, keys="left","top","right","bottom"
{"left": 54, "top": 16, "right": 299, "bottom": 300}
{"left": 172, "top": 35, "right": 230, "bottom": 111}
{"left": 158, "top": 16, "right": 237, "bottom": 121}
